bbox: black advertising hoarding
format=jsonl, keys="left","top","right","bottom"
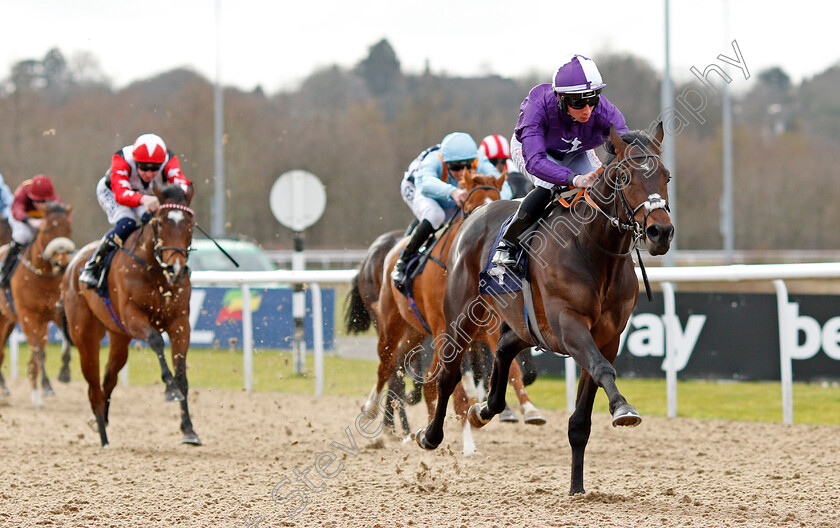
{"left": 532, "top": 292, "right": 840, "bottom": 382}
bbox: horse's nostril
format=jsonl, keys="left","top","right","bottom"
{"left": 646, "top": 225, "right": 661, "bottom": 241}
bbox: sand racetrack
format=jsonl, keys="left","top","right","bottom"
{"left": 1, "top": 377, "right": 838, "bottom": 528}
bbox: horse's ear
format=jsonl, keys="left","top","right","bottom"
{"left": 66, "top": 204, "right": 73, "bottom": 215}
{"left": 462, "top": 170, "right": 474, "bottom": 188}
{"left": 496, "top": 169, "right": 507, "bottom": 190}
{"left": 185, "top": 183, "right": 195, "bottom": 206}
{"left": 652, "top": 121, "right": 665, "bottom": 151}
{"left": 152, "top": 181, "right": 164, "bottom": 202}
{"left": 609, "top": 125, "right": 627, "bottom": 157}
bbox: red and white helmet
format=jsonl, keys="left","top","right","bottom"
{"left": 479, "top": 134, "right": 511, "bottom": 161}
{"left": 132, "top": 133, "right": 167, "bottom": 164}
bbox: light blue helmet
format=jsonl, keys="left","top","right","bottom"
{"left": 439, "top": 132, "right": 477, "bottom": 163}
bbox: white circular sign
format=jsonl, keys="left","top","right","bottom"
{"left": 270, "top": 170, "right": 327, "bottom": 231}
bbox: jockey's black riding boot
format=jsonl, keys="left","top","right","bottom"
{"left": 391, "top": 219, "right": 435, "bottom": 285}
{"left": 0, "top": 241, "right": 24, "bottom": 288}
{"left": 79, "top": 235, "right": 119, "bottom": 289}
{"left": 492, "top": 186, "right": 553, "bottom": 268}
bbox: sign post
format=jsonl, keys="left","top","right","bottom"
{"left": 270, "top": 170, "right": 327, "bottom": 375}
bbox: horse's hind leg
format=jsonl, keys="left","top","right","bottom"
{"left": 78, "top": 334, "right": 109, "bottom": 446}
{"left": 101, "top": 332, "right": 130, "bottom": 426}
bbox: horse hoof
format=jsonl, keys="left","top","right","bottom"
{"left": 164, "top": 387, "right": 185, "bottom": 402}
{"left": 523, "top": 410, "right": 547, "bottom": 426}
{"left": 58, "top": 369, "right": 71, "bottom": 383}
{"left": 42, "top": 386, "right": 56, "bottom": 398}
{"left": 415, "top": 428, "right": 439, "bottom": 451}
{"left": 498, "top": 407, "right": 519, "bottom": 423}
{"left": 467, "top": 402, "right": 491, "bottom": 429}
{"left": 612, "top": 403, "right": 642, "bottom": 427}
{"left": 182, "top": 433, "right": 203, "bottom": 446}
{"left": 87, "top": 416, "right": 99, "bottom": 433}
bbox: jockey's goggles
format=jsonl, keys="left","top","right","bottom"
{"left": 564, "top": 93, "right": 600, "bottom": 110}
{"left": 446, "top": 159, "right": 475, "bottom": 171}
{"left": 136, "top": 162, "right": 162, "bottom": 172}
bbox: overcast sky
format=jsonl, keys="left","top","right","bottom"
{"left": 3, "top": 0, "right": 837, "bottom": 94}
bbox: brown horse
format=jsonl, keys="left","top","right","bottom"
{"left": 344, "top": 228, "right": 425, "bottom": 436}
{"left": 0, "top": 202, "right": 75, "bottom": 405}
{"left": 60, "top": 184, "right": 199, "bottom": 447}
{"left": 365, "top": 170, "right": 546, "bottom": 456}
{"left": 416, "top": 125, "right": 674, "bottom": 493}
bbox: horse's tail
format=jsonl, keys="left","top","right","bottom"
{"left": 344, "top": 273, "right": 372, "bottom": 334}
{"left": 54, "top": 297, "right": 75, "bottom": 348}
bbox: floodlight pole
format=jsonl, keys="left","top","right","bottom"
{"left": 212, "top": 0, "right": 226, "bottom": 238}
{"left": 661, "top": 0, "right": 677, "bottom": 267}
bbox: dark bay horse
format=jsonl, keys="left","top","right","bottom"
{"left": 366, "top": 171, "right": 545, "bottom": 456}
{"left": 416, "top": 124, "right": 674, "bottom": 493}
{"left": 61, "top": 184, "right": 199, "bottom": 447}
{"left": 0, "top": 202, "right": 75, "bottom": 405}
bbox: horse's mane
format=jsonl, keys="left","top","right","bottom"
{"left": 46, "top": 201, "right": 68, "bottom": 214}
{"left": 603, "top": 129, "right": 656, "bottom": 166}
{"left": 159, "top": 184, "right": 187, "bottom": 204}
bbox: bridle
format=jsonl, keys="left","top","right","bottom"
{"left": 151, "top": 203, "right": 195, "bottom": 281}
{"left": 583, "top": 152, "right": 669, "bottom": 243}
{"left": 20, "top": 211, "right": 75, "bottom": 278}
{"left": 580, "top": 150, "right": 669, "bottom": 300}
{"left": 462, "top": 184, "right": 502, "bottom": 217}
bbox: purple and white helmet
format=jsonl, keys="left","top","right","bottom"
{"left": 552, "top": 54, "right": 606, "bottom": 95}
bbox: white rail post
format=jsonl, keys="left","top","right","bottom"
{"left": 241, "top": 284, "right": 254, "bottom": 393}
{"left": 120, "top": 363, "right": 129, "bottom": 386}
{"left": 565, "top": 356, "right": 576, "bottom": 412}
{"left": 661, "top": 281, "right": 678, "bottom": 418}
{"left": 10, "top": 327, "right": 20, "bottom": 379}
{"left": 310, "top": 283, "right": 324, "bottom": 396}
{"left": 773, "top": 279, "right": 794, "bottom": 424}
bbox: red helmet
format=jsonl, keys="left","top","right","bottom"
{"left": 27, "top": 175, "right": 57, "bottom": 201}
{"left": 479, "top": 134, "right": 511, "bottom": 160}
{"left": 132, "top": 133, "right": 167, "bottom": 164}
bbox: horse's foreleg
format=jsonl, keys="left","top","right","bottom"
{"left": 557, "top": 317, "right": 638, "bottom": 426}
{"left": 471, "top": 324, "right": 528, "bottom": 427}
{"left": 40, "top": 359, "right": 55, "bottom": 397}
{"left": 170, "top": 327, "right": 200, "bottom": 445}
{"left": 508, "top": 358, "right": 545, "bottom": 425}
{"left": 143, "top": 330, "right": 182, "bottom": 402}
{"left": 27, "top": 345, "right": 46, "bottom": 407}
{"left": 569, "top": 370, "right": 599, "bottom": 495}
{"left": 0, "top": 321, "right": 11, "bottom": 396}
{"left": 58, "top": 337, "right": 72, "bottom": 383}
{"left": 453, "top": 378, "right": 479, "bottom": 457}
{"left": 416, "top": 352, "right": 462, "bottom": 450}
